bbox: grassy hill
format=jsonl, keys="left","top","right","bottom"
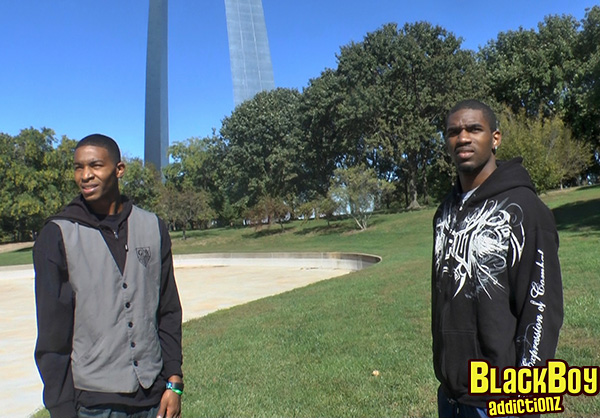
{"left": 174, "top": 185, "right": 600, "bottom": 417}
{"left": 24, "top": 184, "right": 600, "bottom": 417}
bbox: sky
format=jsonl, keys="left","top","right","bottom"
{"left": 0, "top": 0, "right": 595, "bottom": 160}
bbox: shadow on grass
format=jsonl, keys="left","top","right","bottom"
{"left": 293, "top": 222, "right": 355, "bottom": 236}
{"left": 171, "top": 228, "right": 222, "bottom": 240}
{"left": 293, "top": 215, "right": 386, "bottom": 236}
{"left": 553, "top": 197, "right": 600, "bottom": 232}
{"left": 242, "top": 225, "right": 294, "bottom": 239}
{"left": 575, "top": 184, "right": 600, "bottom": 192}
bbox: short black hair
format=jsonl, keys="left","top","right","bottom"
{"left": 76, "top": 134, "right": 121, "bottom": 164}
{"left": 445, "top": 99, "right": 498, "bottom": 134}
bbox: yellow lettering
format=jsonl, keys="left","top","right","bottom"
{"left": 583, "top": 367, "right": 599, "bottom": 395}
{"left": 531, "top": 367, "right": 547, "bottom": 394}
{"left": 548, "top": 360, "right": 567, "bottom": 394}
{"left": 568, "top": 368, "right": 582, "bottom": 394}
{"left": 470, "top": 361, "right": 489, "bottom": 393}
{"left": 516, "top": 399, "right": 525, "bottom": 415}
{"left": 487, "top": 401, "right": 496, "bottom": 416}
{"left": 517, "top": 367, "right": 532, "bottom": 394}
{"left": 537, "top": 397, "right": 547, "bottom": 413}
{"left": 496, "top": 399, "right": 505, "bottom": 414}
{"left": 525, "top": 398, "right": 534, "bottom": 413}
{"left": 554, "top": 395, "right": 564, "bottom": 412}
{"left": 489, "top": 366, "right": 502, "bottom": 394}
{"left": 505, "top": 399, "right": 514, "bottom": 414}
{"left": 503, "top": 368, "right": 517, "bottom": 394}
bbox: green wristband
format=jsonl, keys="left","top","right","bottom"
{"left": 166, "top": 381, "right": 184, "bottom": 395}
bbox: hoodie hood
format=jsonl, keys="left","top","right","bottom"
{"left": 47, "top": 194, "right": 133, "bottom": 230}
{"left": 453, "top": 158, "right": 537, "bottom": 206}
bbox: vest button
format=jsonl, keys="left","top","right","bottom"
{"left": 122, "top": 283, "right": 128, "bottom": 289}
{"left": 128, "top": 322, "right": 133, "bottom": 328}
{"left": 133, "top": 361, "right": 138, "bottom": 367}
{"left": 131, "top": 342, "right": 136, "bottom": 348}
{"left": 125, "top": 302, "right": 131, "bottom": 308}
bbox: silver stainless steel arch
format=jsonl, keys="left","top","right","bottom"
{"left": 144, "top": 0, "right": 169, "bottom": 172}
{"left": 224, "top": 0, "right": 275, "bottom": 107}
{"left": 144, "top": 0, "right": 275, "bottom": 172}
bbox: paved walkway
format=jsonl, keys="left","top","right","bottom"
{"left": 0, "top": 253, "right": 380, "bottom": 418}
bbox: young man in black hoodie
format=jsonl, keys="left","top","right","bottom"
{"left": 34, "top": 134, "right": 183, "bottom": 418}
{"left": 432, "top": 100, "right": 563, "bottom": 417}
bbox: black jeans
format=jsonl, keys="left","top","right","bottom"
{"left": 77, "top": 404, "right": 159, "bottom": 418}
{"left": 438, "top": 386, "right": 493, "bottom": 418}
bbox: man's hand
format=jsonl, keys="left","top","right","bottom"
{"left": 157, "top": 376, "right": 183, "bottom": 418}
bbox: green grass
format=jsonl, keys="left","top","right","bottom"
{"left": 23, "top": 185, "right": 600, "bottom": 417}
{"left": 0, "top": 245, "right": 34, "bottom": 266}
{"left": 179, "top": 211, "right": 439, "bottom": 417}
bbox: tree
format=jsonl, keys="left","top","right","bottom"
{"left": 329, "top": 165, "right": 393, "bottom": 230}
{"left": 156, "top": 186, "right": 215, "bottom": 240}
{"left": 0, "top": 129, "right": 77, "bottom": 241}
{"left": 121, "top": 157, "right": 161, "bottom": 211}
{"left": 497, "top": 109, "right": 592, "bottom": 192}
{"left": 163, "top": 135, "right": 240, "bottom": 224}
{"left": 316, "top": 22, "right": 487, "bottom": 209}
{"left": 219, "top": 88, "right": 306, "bottom": 212}
{"left": 480, "top": 15, "right": 580, "bottom": 118}
{"left": 164, "top": 136, "right": 219, "bottom": 192}
{"left": 566, "top": 6, "right": 600, "bottom": 177}
{"left": 297, "top": 195, "right": 338, "bottom": 227}
{"left": 300, "top": 69, "right": 348, "bottom": 198}
{"left": 246, "top": 195, "right": 291, "bottom": 230}
{"left": 481, "top": 10, "right": 600, "bottom": 179}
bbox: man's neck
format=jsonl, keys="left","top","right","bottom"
{"left": 458, "top": 158, "right": 497, "bottom": 192}
{"left": 87, "top": 195, "right": 122, "bottom": 216}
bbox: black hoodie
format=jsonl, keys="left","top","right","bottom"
{"left": 431, "top": 158, "right": 563, "bottom": 408}
{"left": 33, "top": 195, "right": 183, "bottom": 418}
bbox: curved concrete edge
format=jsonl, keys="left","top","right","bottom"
{"left": 1, "top": 252, "right": 381, "bottom": 418}
{"left": 173, "top": 252, "right": 382, "bottom": 272}
{"left": 0, "top": 252, "right": 382, "bottom": 281}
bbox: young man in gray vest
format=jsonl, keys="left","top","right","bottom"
{"left": 34, "top": 134, "right": 183, "bottom": 418}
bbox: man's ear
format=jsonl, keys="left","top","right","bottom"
{"left": 116, "top": 161, "right": 126, "bottom": 179}
{"left": 493, "top": 130, "right": 502, "bottom": 149}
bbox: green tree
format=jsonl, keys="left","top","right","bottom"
{"left": 121, "top": 157, "right": 161, "bottom": 211}
{"left": 329, "top": 165, "right": 393, "bottom": 230}
{"left": 480, "top": 14, "right": 580, "bottom": 118}
{"left": 164, "top": 136, "right": 219, "bottom": 192}
{"left": 43, "top": 135, "right": 79, "bottom": 201}
{"left": 246, "top": 195, "right": 291, "bottom": 231}
{"left": 319, "top": 22, "right": 486, "bottom": 209}
{"left": 156, "top": 186, "right": 215, "bottom": 240}
{"left": 300, "top": 69, "right": 348, "bottom": 197}
{"left": 218, "top": 88, "right": 306, "bottom": 212}
{"left": 297, "top": 195, "right": 338, "bottom": 227}
{"left": 163, "top": 135, "right": 236, "bottom": 224}
{"left": 566, "top": 6, "right": 600, "bottom": 176}
{"left": 497, "top": 109, "right": 592, "bottom": 192}
{"left": 0, "top": 129, "right": 77, "bottom": 241}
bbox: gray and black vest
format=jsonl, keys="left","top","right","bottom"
{"left": 52, "top": 206, "right": 163, "bottom": 393}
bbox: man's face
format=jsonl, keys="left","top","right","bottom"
{"left": 445, "top": 108, "right": 501, "bottom": 174}
{"left": 73, "top": 145, "right": 125, "bottom": 208}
